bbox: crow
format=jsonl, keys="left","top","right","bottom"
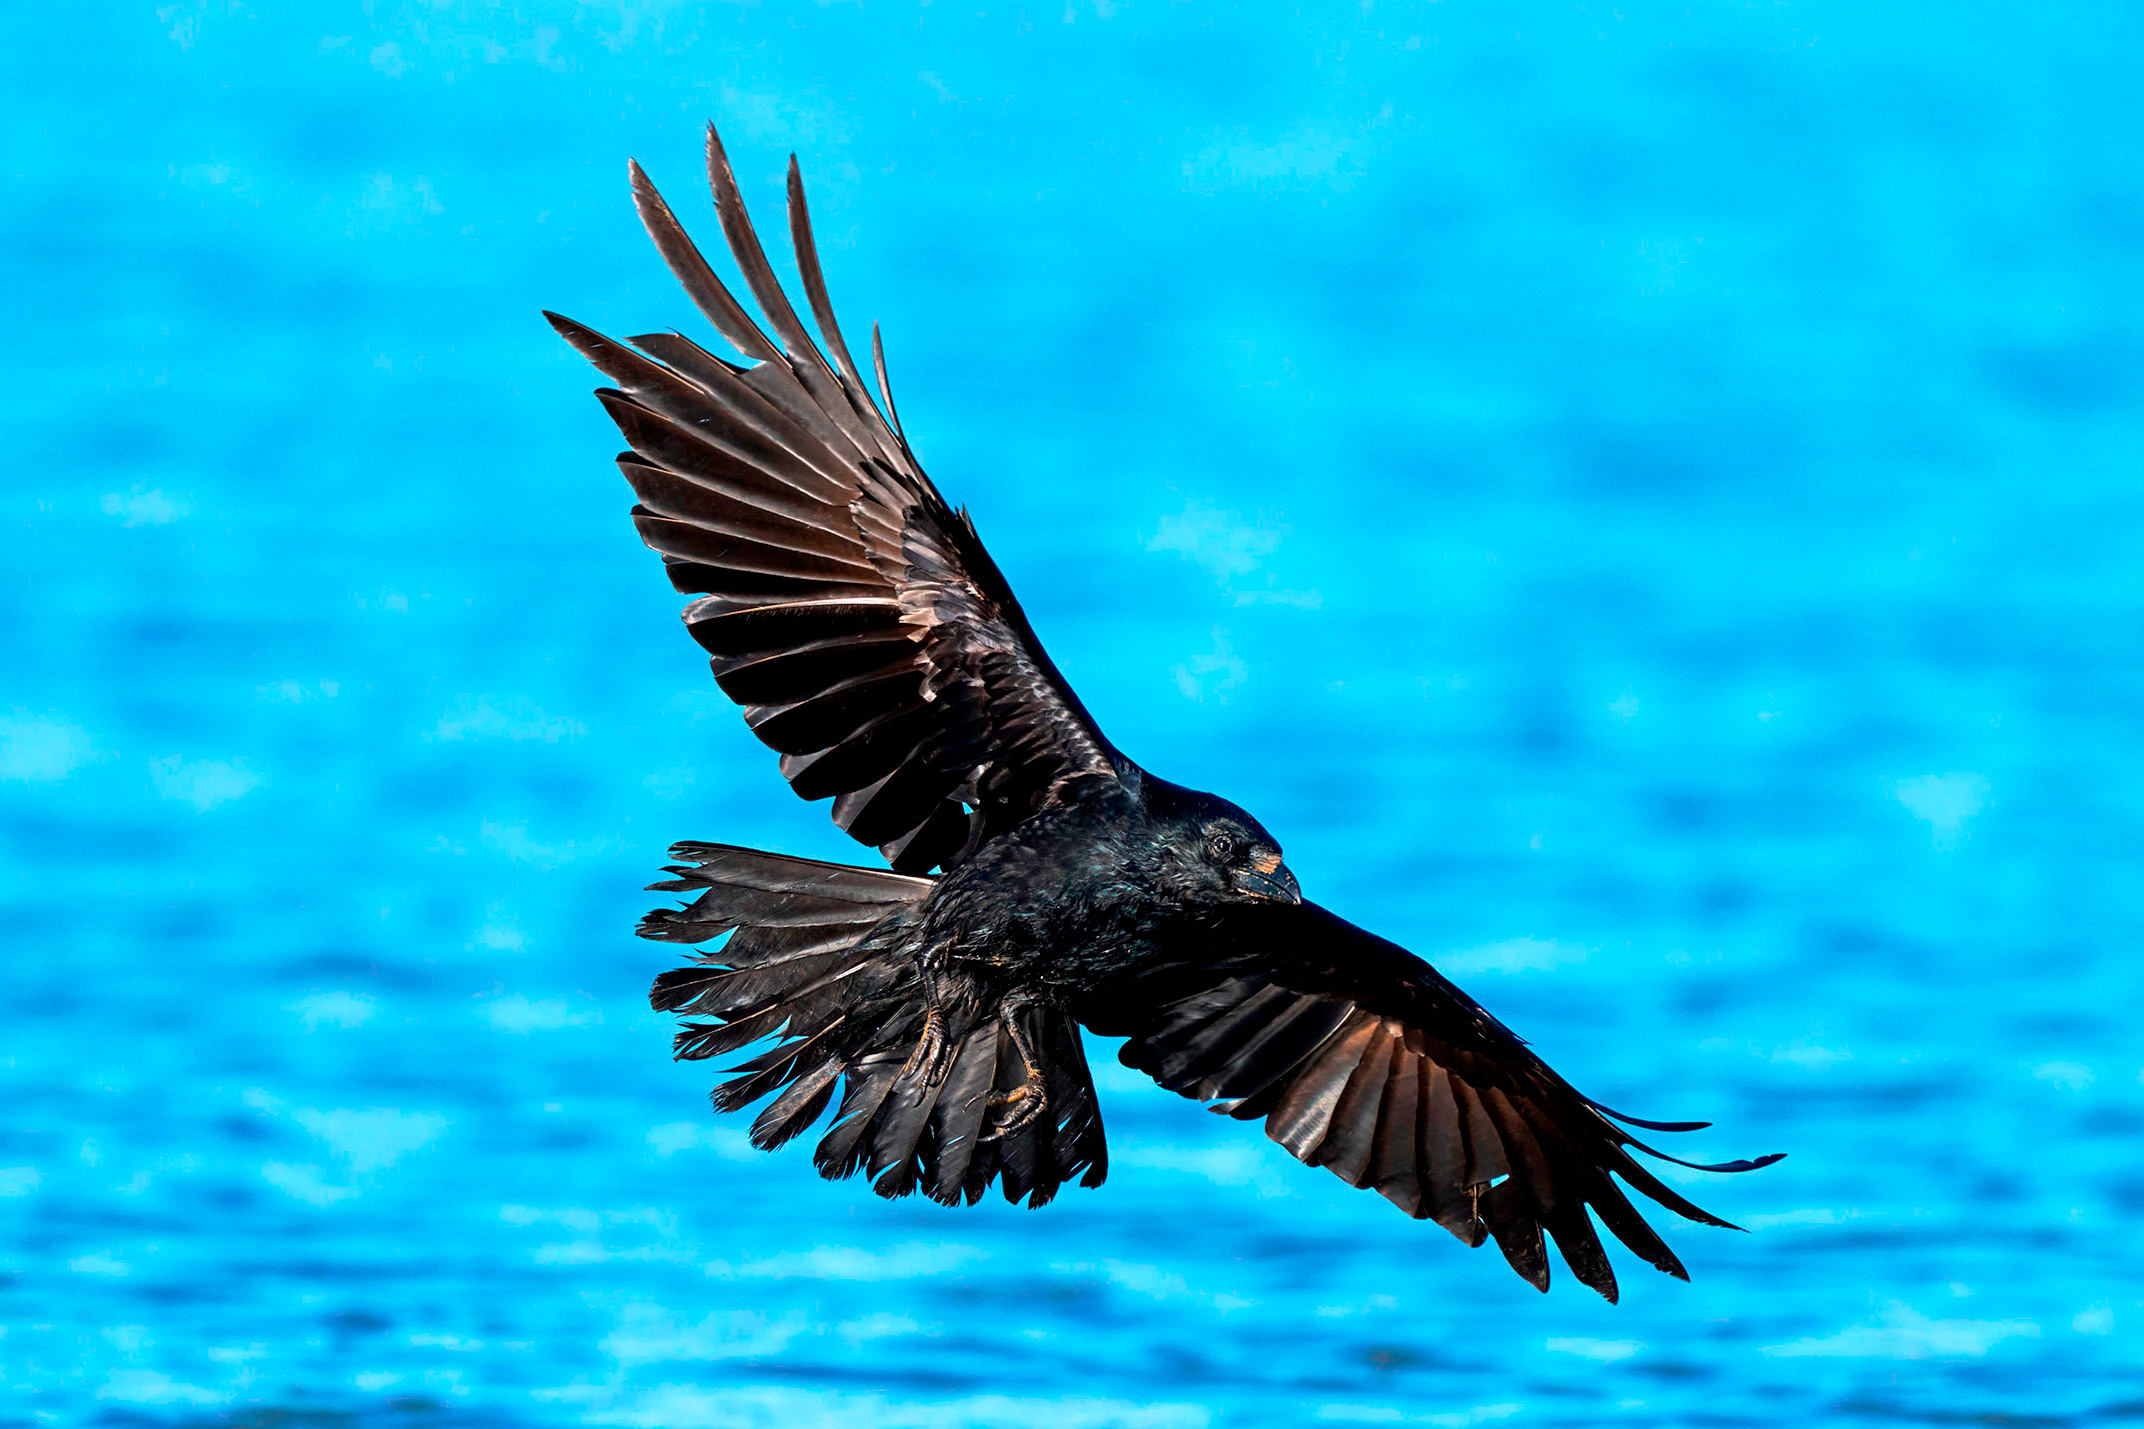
{"left": 546, "top": 124, "right": 1779, "bottom": 1301}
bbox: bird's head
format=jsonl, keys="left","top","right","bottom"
{"left": 1136, "top": 777, "right": 1301, "bottom": 907}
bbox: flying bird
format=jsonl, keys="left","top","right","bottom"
{"left": 547, "top": 125, "right": 1779, "bottom": 1302}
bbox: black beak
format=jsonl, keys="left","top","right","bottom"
{"left": 1237, "top": 861, "right": 1302, "bottom": 904}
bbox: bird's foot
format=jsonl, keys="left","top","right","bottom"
{"left": 901, "top": 1005, "right": 956, "bottom": 1087}
{"left": 980, "top": 1066, "right": 1048, "bottom": 1140}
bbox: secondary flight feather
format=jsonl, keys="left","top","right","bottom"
{"left": 548, "top": 124, "right": 1779, "bottom": 1302}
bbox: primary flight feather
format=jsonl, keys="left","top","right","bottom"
{"left": 548, "top": 124, "right": 1779, "bottom": 1302}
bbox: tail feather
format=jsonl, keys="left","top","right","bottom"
{"left": 926, "top": 1027, "right": 1001, "bottom": 1205}
{"left": 992, "top": 1048, "right": 1046, "bottom": 1206}
{"left": 716, "top": 1019, "right": 849, "bottom": 1113}
{"left": 645, "top": 842, "right": 1108, "bottom": 1208}
{"left": 959, "top": 1001, "right": 1109, "bottom": 1208}
{"left": 642, "top": 841, "right": 928, "bottom": 942}
{"left": 751, "top": 1060, "right": 842, "bottom": 1150}
{"left": 654, "top": 945, "right": 856, "bottom": 1017}
{"left": 1046, "top": 1013, "right": 1110, "bottom": 1188}
{"left": 868, "top": 1068, "right": 951, "bottom": 1198}
{"left": 814, "top": 1053, "right": 904, "bottom": 1179}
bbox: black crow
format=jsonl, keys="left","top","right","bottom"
{"left": 547, "top": 125, "right": 1779, "bottom": 1301}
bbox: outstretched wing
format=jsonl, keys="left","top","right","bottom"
{"left": 550, "top": 125, "right": 1120, "bottom": 872}
{"left": 1084, "top": 902, "right": 1781, "bottom": 1302}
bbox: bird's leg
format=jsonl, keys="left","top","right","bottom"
{"left": 901, "top": 1002, "right": 955, "bottom": 1086}
{"left": 981, "top": 995, "right": 1049, "bottom": 1141}
{"left": 900, "top": 950, "right": 960, "bottom": 1087}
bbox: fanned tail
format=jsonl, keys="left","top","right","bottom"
{"left": 645, "top": 842, "right": 1107, "bottom": 1207}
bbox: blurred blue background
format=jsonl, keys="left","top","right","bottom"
{"left": 4, "top": 1, "right": 2142, "bottom": 1424}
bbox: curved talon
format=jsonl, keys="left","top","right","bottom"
{"left": 901, "top": 1004, "right": 955, "bottom": 1086}
{"left": 979, "top": 995, "right": 1050, "bottom": 1139}
{"left": 980, "top": 1068, "right": 1048, "bottom": 1140}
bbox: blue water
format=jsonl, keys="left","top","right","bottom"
{"left": 5, "top": 1, "right": 2143, "bottom": 1423}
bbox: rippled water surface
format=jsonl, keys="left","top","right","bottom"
{"left": 6, "top": 2, "right": 2144, "bottom": 1424}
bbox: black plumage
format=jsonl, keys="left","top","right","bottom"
{"left": 550, "top": 125, "right": 1780, "bottom": 1300}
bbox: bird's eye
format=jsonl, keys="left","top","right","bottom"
{"left": 1207, "top": 832, "right": 1236, "bottom": 862}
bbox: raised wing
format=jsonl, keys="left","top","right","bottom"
{"left": 1084, "top": 902, "right": 1781, "bottom": 1301}
{"left": 550, "top": 125, "right": 1120, "bottom": 871}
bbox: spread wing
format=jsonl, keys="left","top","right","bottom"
{"left": 550, "top": 125, "right": 1120, "bottom": 872}
{"left": 1084, "top": 902, "right": 1781, "bottom": 1301}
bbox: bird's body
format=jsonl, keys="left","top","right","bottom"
{"left": 552, "top": 124, "right": 1779, "bottom": 1301}
{"left": 914, "top": 779, "right": 1148, "bottom": 991}
{"left": 914, "top": 776, "right": 1290, "bottom": 995}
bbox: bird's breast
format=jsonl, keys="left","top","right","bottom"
{"left": 915, "top": 812, "right": 1152, "bottom": 995}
